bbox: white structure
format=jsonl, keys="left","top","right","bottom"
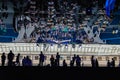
{"left": 0, "top": 43, "right": 120, "bottom": 56}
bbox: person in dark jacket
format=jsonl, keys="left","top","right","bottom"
{"left": 26, "top": 56, "right": 32, "bottom": 66}
{"left": 76, "top": 55, "right": 81, "bottom": 67}
{"left": 72, "top": 54, "right": 76, "bottom": 66}
{"left": 39, "top": 51, "right": 45, "bottom": 66}
{"left": 111, "top": 58, "right": 115, "bottom": 67}
{"left": 107, "top": 60, "right": 111, "bottom": 67}
{"left": 56, "top": 52, "right": 60, "bottom": 66}
{"left": 22, "top": 57, "right": 26, "bottom": 66}
{"left": 50, "top": 55, "right": 55, "bottom": 67}
{"left": 23, "top": 56, "right": 32, "bottom": 66}
{"left": 91, "top": 55, "right": 95, "bottom": 67}
{"left": 54, "top": 59, "right": 58, "bottom": 67}
{"left": 16, "top": 53, "right": 20, "bottom": 66}
{"left": 63, "top": 59, "right": 67, "bottom": 67}
{"left": 70, "top": 60, "right": 74, "bottom": 67}
{"left": 1, "top": 52, "right": 6, "bottom": 66}
{"left": 95, "top": 58, "right": 99, "bottom": 67}
{"left": 7, "top": 50, "right": 15, "bottom": 66}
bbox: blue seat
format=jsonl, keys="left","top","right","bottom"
{"left": 0, "top": 37, "right": 12, "bottom": 42}
{"left": 3, "top": 29, "right": 18, "bottom": 37}
{"left": 106, "top": 39, "right": 120, "bottom": 44}
{"left": 100, "top": 28, "right": 118, "bottom": 39}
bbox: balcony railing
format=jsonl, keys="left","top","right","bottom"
{"left": 0, "top": 43, "right": 120, "bottom": 56}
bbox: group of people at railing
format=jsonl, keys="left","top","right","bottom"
{"left": 0, "top": 50, "right": 119, "bottom": 67}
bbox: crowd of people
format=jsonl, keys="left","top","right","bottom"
{"left": 0, "top": 50, "right": 119, "bottom": 67}
{"left": 15, "top": 0, "right": 96, "bottom": 44}
{"left": 0, "top": 1, "right": 9, "bottom": 26}
{"left": 14, "top": 0, "right": 120, "bottom": 44}
{"left": 0, "top": 0, "right": 119, "bottom": 43}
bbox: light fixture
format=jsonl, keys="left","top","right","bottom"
{"left": 65, "top": 44, "right": 68, "bottom": 48}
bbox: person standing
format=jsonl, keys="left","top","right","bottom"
{"left": 72, "top": 54, "right": 76, "bottom": 66}
{"left": 76, "top": 55, "right": 81, "bottom": 67}
{"left": 1, "top": 52, "right": 6, "bottom": 66}
{"left": 95, "top": 58, "right": 99, "bottom": 67}
{"left": 50, "top": 55, "right": 55, "bottom": 67}
{"left": 7, "top": 50, "right": 15, "bottom": 66}
{"left": 91, "top": 55, "right": 95, "bottom": 67}
{"left": 39, "top": 51, "right": 45, "bottom": 66}
{"left": 16, "top": 53, "right": 21, "bottom": 66}
{"left": 56, "top": 52, "right": 60, "bottom": 66}
{"left": 22, "top": 57, "right": 26, "bottom": 66}
{"left": 70, "top": 60, "right": 74, "bottom": 67}
{"left": 26, "top": 56, "right": 32, "bottom": 66}
{"left": 107, "top": 60, "right": 111, "bottom": 67}
{"left": 111, "top": 58, "right": 115, "bottom": 67}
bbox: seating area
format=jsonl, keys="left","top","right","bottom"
{"left": 0, "top": 1, "right": 18, "bottom": 42}
{"left": 0, "top": 0, "right": 120, "bottom": 44}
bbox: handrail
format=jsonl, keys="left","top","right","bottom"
{"left": 0, "top": 43, "right": 120, "bottom": 55}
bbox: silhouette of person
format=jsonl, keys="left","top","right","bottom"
{"left": 39, "top": 51, "right": 45, "bottom": 66}
{"left": 22, "top": 56, "right": 32, "bottom": 66}
{"left": 56, "top": 52, "right": 60, "bottom": 66}
{"left": 50, "top": 55, "right": 55, "bottom": 67}
{"left": 95, "top": 58, "right": 99, "bottom": 67}
{"left": 91, "top": 55, "right": 95, "bottom": 67}
{"left": 70, "top": 60, "right": 74, "bottom": 67}
{"left": 107, "top": 60, "right": 111, "bottom": 67}
{"left": 118, "top": 60, "right": 120, "bottom": 67}
{"left": 1, "top": 52, "right": 6, "bottom": 66}
{"left": 76, "top": 55, "right": 81, "bottom": 67}
{"left": 7, "top": 50, "right": 15, "bottom": 66}
{"left": 63, "top": 59, "right": 67, "bottom": 67}
{"left": 54, "top": 59, "right": 58, "bottom": 66}
{"left": 22, "top": 57, "right": 26, "bottom": 66}
{"left": 26, "top": 56, "right": 32, "bottom": 66}
{"left": 72, "top": 54, "right": 76, "bottom": 66}
{"left": 111, "top": 58, "right": 115, "bottom": 67}
{"left": 16, "top": 53, "right": 20, "bottom": 66}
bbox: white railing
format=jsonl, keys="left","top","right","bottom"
{"left": 0, "top": 43, "right": 120, "bottom": 56}
{"left": 0, "top": 43, "right": 120, "bottom": 66}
